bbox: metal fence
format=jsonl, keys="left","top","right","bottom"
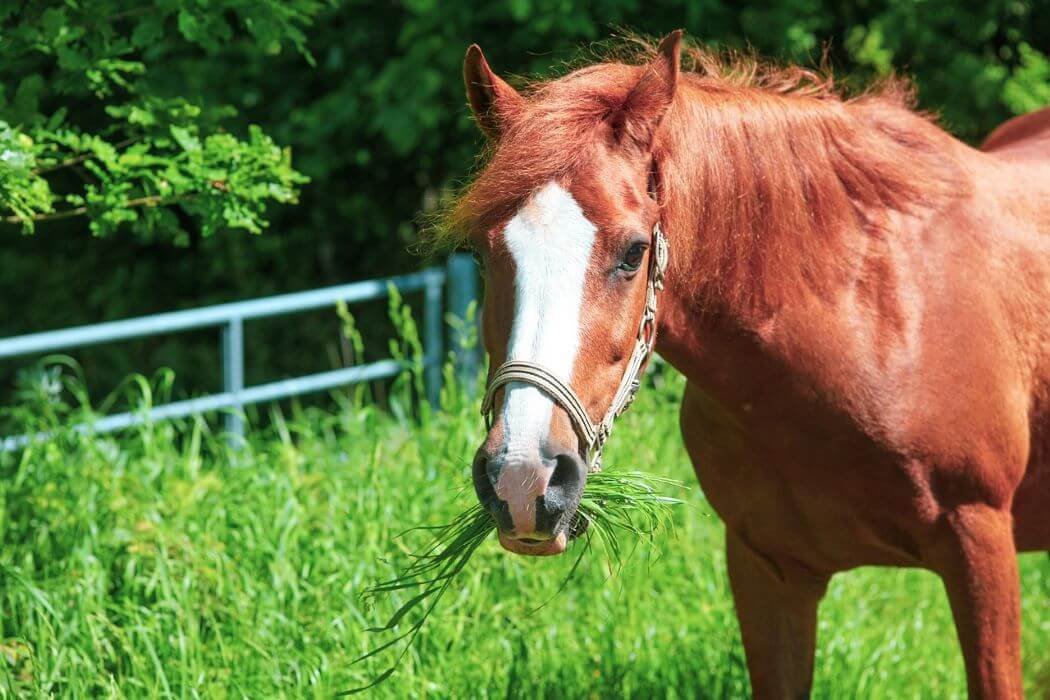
{"left": 0, "top": 253, "right": 479, "bottom": 451}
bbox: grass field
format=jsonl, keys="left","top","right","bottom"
{"left": 1, "top": 354, "right": 1048, "bottom": 699}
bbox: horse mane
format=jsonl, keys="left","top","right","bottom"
{"left": 434, "top": 39, "right": 967, "bottom": 309}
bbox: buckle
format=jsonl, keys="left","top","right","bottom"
{"left": 620, "top": 379, "right": 641, "bottom": 413}
{"left": 652, "top": 221, "right": 669, "bottom": 284}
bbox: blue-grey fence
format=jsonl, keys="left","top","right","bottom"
{"left": 0, "top": 254, "right": 479, "bottom": 451}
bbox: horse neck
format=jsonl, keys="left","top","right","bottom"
{"left": 654, "top": 84, "right": 967, "bottom": 325}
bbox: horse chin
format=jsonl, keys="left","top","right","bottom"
{"left": 498, "top": 531, "right": 568, "bottom": 556}
{"left": 495, "top": 508, "right": 589, "bottom": 556}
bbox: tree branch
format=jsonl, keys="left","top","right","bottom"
{"left": 33, "top": 138, "right": 140, "bottom": 175}
{"left": 2, "top": 193, "right": 198, "bottom": 226}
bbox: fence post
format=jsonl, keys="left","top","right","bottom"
{"left": 423, "top": 272, "right": 443, "bottom": 408}
{"left": 221, "top": 316, "right": 245, "bottom": 441}
{"left": 446, "top": 253, "right": 480, "bottom": 395}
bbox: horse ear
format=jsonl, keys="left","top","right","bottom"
{"left": 612, "top": 30, "right": 682, "bottom": 150}
{"left": 464, "top": 44, "right": 525, "bottom": 140}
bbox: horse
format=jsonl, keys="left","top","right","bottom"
{"left": 441, "top": 31, "right": 1050, "bottom": 698}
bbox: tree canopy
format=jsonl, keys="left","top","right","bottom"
{"left": 0, "top": 1, "right": 320, "bottom": 239}
{"left": 1, "top": 0, "right": 1047, "bottom": 397}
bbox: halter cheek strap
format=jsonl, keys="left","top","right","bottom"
{"left": 480, "top": 221, "right": 670, "bottom": 472}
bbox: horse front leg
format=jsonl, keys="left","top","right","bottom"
{"left": 928, "top": 504, "right": 1023, "bottom": 699}
{"left": 726, "top": 528, "right": 830, "bottom": 700}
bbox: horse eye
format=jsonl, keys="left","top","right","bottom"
{"left": 618, "top": 242, "right": 647, "bottom": 273}
{"left": 471, "top": 248, "right": 485, "bottom": 269}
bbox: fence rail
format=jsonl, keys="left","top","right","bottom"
{"left": 1, "top": 255, "right": 479, "bottom": 451}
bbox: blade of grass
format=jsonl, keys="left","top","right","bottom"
{"left": 346, "top": 465, "right": 686, "bottom": 693}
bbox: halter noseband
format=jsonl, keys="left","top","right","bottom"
{"left": 480, "top": 221, "right": 670, "bottom": 472}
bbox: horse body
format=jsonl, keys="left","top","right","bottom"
{"left": 980, "top": 122, "right": 1050, "bottom": 552}
{"left": 662, "top": 116, "right": 1050, "bottom": 566}
{"left": 659, "top": 103, "right": 1050, "bottom": 696}
{"left": 456, "top": 34, "right": 1048, "bottom": 698}
{"left": 982, "top": 107, "right": 1050, "bottom": 160}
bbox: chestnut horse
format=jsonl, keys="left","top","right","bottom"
{"left": 447, "top": 31, "right": 1050, "bottom": 698}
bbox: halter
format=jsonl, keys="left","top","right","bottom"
{"left": 480, "top": 221, "right": 669, "bottom": 471}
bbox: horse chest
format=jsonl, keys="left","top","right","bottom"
{"left": 677, "top": 371, "right": 929, "bottom": 571}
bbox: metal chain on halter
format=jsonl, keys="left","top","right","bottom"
{"left": 480, "top": 220, "right": 669, "bottom": 472}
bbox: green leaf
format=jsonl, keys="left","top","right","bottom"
{"left": 170, "top": 125, "right": 201, "bottom": 153}
{"left": 41, "top": 8, "right": 68, "bottom": 41}
{"left": 177, "top": 10, "right": 204, "bottom": 43}
{"left": 1003, "top": 43, "right": 1050, "bottom": 115}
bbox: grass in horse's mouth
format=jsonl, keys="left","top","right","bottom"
{"left": 344, "top": 467, "right": 684, "bottom": 695}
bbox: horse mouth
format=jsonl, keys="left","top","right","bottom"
{"left": 498, "top": 531, "right": 568, "bottom": 556}
{"left": 496, "top": 510, "right": 589, "bottom": 556}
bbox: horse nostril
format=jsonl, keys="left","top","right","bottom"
{"left": 548, "top": 451, "right": 586, "bottom": 497}
{"left": 536, "top": 451, "right": 587, "bottom": 535}
{"left": 471, "top": 450, "right": 497, "bottom": 505}
{"left": 471, "top": 450, "right": 513, "bottom": 532}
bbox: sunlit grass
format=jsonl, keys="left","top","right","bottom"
{"left": 350, "top": 465, "right": 685, "bottom": 694}
{"left": 0, "top": 340, "right": 1047, "bottom": 697}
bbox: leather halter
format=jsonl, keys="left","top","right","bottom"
{"left": 480, "top": 221, "right": 669, "bottom": 472}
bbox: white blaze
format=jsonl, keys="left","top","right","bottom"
{"left": 500, "top": 181, "right": 597, "bottom": 460}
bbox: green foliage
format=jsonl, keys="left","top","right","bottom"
{"left": 824, "top": 1, "right": 1049, "bottom": 136}
{"left": 1, "top": 1, "right": 1048, "bottom": 416}
{"left": 0, "top": 0, "right": 319, "bottom": 237}
{"left": 0, "top": 123, "right": 52, "bottom": 224}
{"left": 1004, "top": 43, "right": 1050, "bottom": 114}
{"left": 1, "top": 360, "right": 1048, "bottom": 697}
{"left": 354, "top": 467, "right": 684, "bottom": 693}
{"left": 385, "top": 283, "right": 429, "bottom": 423}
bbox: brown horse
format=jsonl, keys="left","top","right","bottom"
{"left": 445, "top": 31, "right": 1050, "bottom": 698}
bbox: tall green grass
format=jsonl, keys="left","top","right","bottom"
{"left": 351, "top": 465, "right": 684, "bottom": 695}
{"left": 0, "top": 299, "right": 1047, "bottom": 698}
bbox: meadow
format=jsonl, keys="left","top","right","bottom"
{"left": 0, "top": 348, "right": 1047, "bottom": 699}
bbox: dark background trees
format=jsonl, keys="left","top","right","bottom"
{"left": 2, "top": 0, "right": 1048, "bottom": 402}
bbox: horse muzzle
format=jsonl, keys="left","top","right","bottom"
{"left": 471, "top": 445, "right": 587, "bottom": 556}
